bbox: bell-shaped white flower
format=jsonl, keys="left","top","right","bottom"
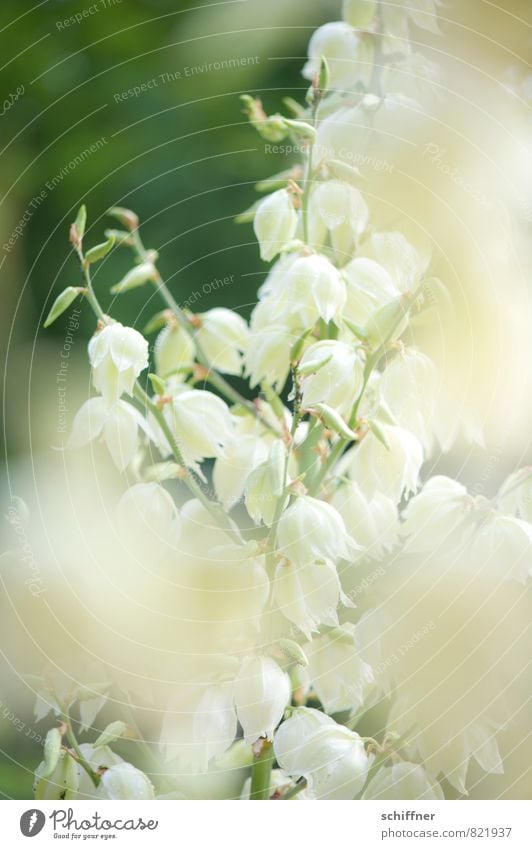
{"left": 195, "top": 308, "right": 249, "bottom": 375}
{"left": 154, "top": 324, "right": 195, "bottom": 378}
{"left": 245, "top": 324, "right": 294, "bottom": 390}
{"left": 161, "top": 388, "right": 233, "bottom": 463}
{"left": 343, "top": 256, "right": 401, "bottom": 327}
{"left": 400, "top": 475, "right": 473, "bottom": 553}
{"left": 469, "top": 514, "right": 532, "bottom": 584}
{"left": 68, "top": 397, "right": 150, "bottom": 471}
{"left": 368, "top": 231, "right": 430, "bottom": 293}
{"left": 161, "top": 681, "right": 238, "bottom": 772}
{"left": 117, "top": 482, "right": 180, "bottom": 557}
{"left": 363, "top": 762, "right": 444, "bottom": 800}
{"left": 280, "top": 254, "right": 347, "bottom": 328}
{"left": 244, "top": 440, "right": 287, "bottom": 526}
{"left": 342, "top": 424, "right": 423, "bottom": 503}
{"left": 300, "top": 340, "right": 364, "bottom": 416}
{"left": 274, "top": 707, "right": 370, "bottom": 799}
{"left": 234, "top": 655, "right": 291, "bottom": 743}
{"left": 304, "top": 22, "right": 372, "bottom": 90}
{"left": 88, "top": 322, "right": 149, "bottom": 405}
{"left": 331, "top": 481, "right": 398, "bottom": 560}
{"left": 254, "top": 189, "right": 298, "bottom": 262}
{"left": 309, "top": 180, "right": 369, "bottom": 258}
{"left": 379, "top": 348, "right": 438, "bottom": 452}
{"left": 304, "top": 625, "right": 374, "bottom": 714}
{"left": 99, "top": 762, "right": 155, "bottom": 800}
{"left": 277, "top": 495, "right": 355, "bottom": 567}
{"left": 274, "top": 559, "right": 348, "bottom": 638}
{"left": 497, "top": 468, "right": 532, "bottom": 522}
{"left": 213, "top": 432, "right": 270, "bottom": 511}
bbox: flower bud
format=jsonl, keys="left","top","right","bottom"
{"left": 234, "top": 656, "right": 291, "bottom": 743}
{"left": 195, "top": 308, "right": 249, "bottom": 375}
{"left": 253, "top": 189, "right": 298, "bottom": 262}
{"left": 154, "top": 324, "right": 195, "bottom": 378}
{"left": 110, "top": 262, "right": 157, "bottom": 294}
{"left": 42, "top": 728, "right": 62, "bottom": 778}
{"left": 34, "top": 751, "right": 79, "bottom": 800}
{"left": 274, "top": 707, "right": 370, "bottom": 799}
{"left": 303, "top": 22, "right": 372, "bottom": 90}
{"left": 95, "top": 720, "right": 128, "bottom": 748}
{"left": 44, "top": 287, "right": 84, "bottom": 328}
{"left": 300, "top": 340, "right": 363, "bottom": 416}
{"left": 88, "top": 322, "right": 149, "bottom": 405}
{"left": 99, "top": 762, "right": 155, "bottom": 800}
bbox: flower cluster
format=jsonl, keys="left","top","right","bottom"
{"left": 39, "top": 0, "right": 530, "bottom": 802}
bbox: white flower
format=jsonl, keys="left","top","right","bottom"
{"left": 245, "top": 324, "right": 294, "bottom": 390}
{"left": 303, "top": 22, "right": 373, "bottom": 90}
{"left": 309, "top": 180, "right": 369, "bottom": 258}
{"left": 498, "top": 468, "right": 532, "bottom": 522}
{"left": 161, "top": 388, "right": 233, "bottom": 463}
{"left": 88, "top": 322, "right": 149, "bottom": 405}
{"left": 469, "top": 514, "right": 532, "bottom": 584}
{"left": 368, "top": 231, "right": 430, "bottom": 292}
{"left": 343, "top": 256, "right": 400, "bottom": 327}
{"left": 68, "top": 397, "right": 150, "bottom": 471}
{"left": 342, "top": 424, "right": 423, "bottom": 503}
{"left": 260, "top": 253, "right": 346, "bottom": 330}
{"left": 355, "top": 543, "right": 524, "bottom": 793}
{"left": 277, "top": 495, "right": 355, "bottom": 566}
{"left": 300, "top": 340, "right": 364, "bottom": 416}
{"left": 363, "top": 762, "right": 443, "bottom": 800}
{"left": 400, "top": 475, "right": 473, "bottom": 553}
{"left": 234, "top": 656, "right": 291, "bottom": 743}
{"left": 379, "top": 348, "right": 438, "bottom": 451}
{"left": 213, "top": 432, "right": 271, "bottom": 510}
{"left": 304, "top": 625, "right": 374, "bottom": 714}
{"left": 117, "top": 482, "right": 180, "bottom": 557}
{"left": 161, "top": 682, "right": 237, "bottom": 772}
{"left": 244, "top": 440, "right": 287, "bottom": 526}
{"left": 254, "top": 189, "right": 298, "bottom": 262}
{"left": 154, "top": 324, "right": 195, "bottom": 378}
{"left": 99, "top": 762, "right": 155, "bottom": 800}
{"left": 331, "top": 481, "right": 398, "bottom": 560}
{"left": 274, "top": 707, "right": 370, "bottom": 799}
{"left": 195, "top": 308, "right": 249, "bottom": 375}
{"left": 274, "top": 559, "right": 348, "bottom": 638}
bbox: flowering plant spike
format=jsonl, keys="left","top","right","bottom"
{"left": 39, "top": 0, "right": 531, "bottom": 802}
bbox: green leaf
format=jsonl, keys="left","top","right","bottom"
{"left": 85, "top": 234, "right": 115, "bottom": 265}
{"left": 143, "top": 310, "right": 169, "bottom": 334}
{"left": 278, "top": 639, "right": 309, "bottom": 667}
{"left": 44, "top": 287, "right": 84, "bottom": 328}
{"left": 234, "top": 198, "right": 263, "bottom": 224}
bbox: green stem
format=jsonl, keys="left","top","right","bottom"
{"left": 280, "top": 778, "right": 308, "bottom": 800}
{"left": 249, "top": 740, "right": 274, "bottom": 800}
{"left": 61, "top": 713, "right": 100, "bottom": 787}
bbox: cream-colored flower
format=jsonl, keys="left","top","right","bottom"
{"left": 254, "top": 189, "right": 298, "bottom": 262}
{"left": 195, "top": 308, "right": 249, "bottom": 376}
{"left": 234, "top": 656, "right": 291, "bottom": 743}
{"left": 154, "top": 323, "right": 195, "bottom": 378}
{"left": 274, "top": 707, "right": 370, "bottom": 799}
{"left": 68, "top": 397, "right": 150, "bottom": 471}
{"left": 309, "top": 180, "right": 369, "bottom": 258}
{"left": 304, "top": 625, "right": 374, "bottom": 714}
{"left": 299, "top": 340, "right": 364, "bottom": 417}
{"left": 331, "top": 480, "right": 398, "bottom": 560}
{"left": 274, "top": 559, "right": 348, "bottom": 638}
{"left": 341, "top": 424, "right": 423, "bottom": 503}
{"left": 303, "top": 22, "right": 373, "bottom": 91}
{"left": 88, "top": 322, "right": 148, "bottom": 405}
